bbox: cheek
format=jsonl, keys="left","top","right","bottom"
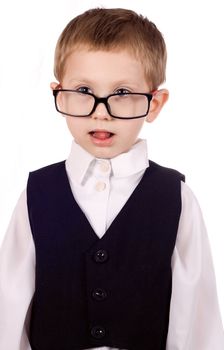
{"left": 125, "top": 120, "right": 145, "bottom": 139}
{"left": 65, "top": 117, "right": 79, "bottom": 136}
{"left": 65, "top": 117, "right": 73, "bottom": 131}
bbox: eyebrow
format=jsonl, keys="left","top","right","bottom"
{"left": 66, "top": 77, "right": 144, "bottom": 90}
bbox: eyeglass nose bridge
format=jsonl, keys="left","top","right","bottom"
{"left": 91, "top": 96, "right": 112, "bottom": 117}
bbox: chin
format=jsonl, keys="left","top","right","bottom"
{"left": 91, "top": 147, "right": 118, "bottom": 159}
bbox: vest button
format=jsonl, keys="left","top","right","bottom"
{"left": 94, "top": 249, "right": 108, "bottom": 263}
{"left": 91, "top": 325, "right": 106, "bottom": 339}
{"left": 92, "top": 288, "right": 107, "bottom": 301}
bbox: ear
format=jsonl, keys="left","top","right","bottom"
{"left": 50, "top": 82, "right": 61, "bottom": 91}
{"left": 146, "top": 89, "right": 169, "bottom": 123}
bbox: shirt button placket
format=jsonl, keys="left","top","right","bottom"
{"left": 95, "top": 181, "right": 106, "bottom": 192}
{"left": 95, "top": 160, "right": 111, "bottom": 193}
{"left": 99, "top": 160, "right": 110, "bottom": 173}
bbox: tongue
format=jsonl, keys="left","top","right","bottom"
{"left": 92, "top": 131, "right": 111, "bottom": 140}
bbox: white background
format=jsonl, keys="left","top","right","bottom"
{"left": 0, "top": 0, "right": 223, "bottom": 324}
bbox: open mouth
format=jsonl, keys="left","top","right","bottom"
{"left": 89, "top": 131, "right": 115, "bottom": 140}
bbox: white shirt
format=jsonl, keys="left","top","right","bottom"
{"left": 0, "top": 139, "right": 224, "bottom": 350}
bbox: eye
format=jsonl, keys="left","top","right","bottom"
{"left": 114, "top": 88, "right": 131, "bottom": 95}
{"left": 76, "top": 86, "right": 92, "bottom": 94}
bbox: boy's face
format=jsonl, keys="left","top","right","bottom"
{"left": 51, "top": 48, "right": 167, "bottom": 159}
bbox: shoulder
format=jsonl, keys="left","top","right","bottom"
{"left": 27, "top": 161, "right": 67, "bottom": 194}
{"left": 29, "top": 160, "right": 66, "bottom": 178}
{"left": 180, "top": 181, "right": 203, "bottom": 218}
{"left": 148, "top": 160, "right": 185, "bottom": 183}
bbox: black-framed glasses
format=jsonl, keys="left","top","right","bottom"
{"left": 53, "top": 89, "right": 153, "bottom": 120}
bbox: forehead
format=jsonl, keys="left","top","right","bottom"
{"left": 62, "top": 47, "right": 149, "bottom": 89}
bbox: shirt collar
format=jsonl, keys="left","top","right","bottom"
{"left": 66, "top": 139, "right": 149, "bottom": 185}
{"left": 111, "top": 139, "right": 149, "bottom": 178}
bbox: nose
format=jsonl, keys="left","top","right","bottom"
{"left": 91, "top": 101, "right": 113, "bottom": 121}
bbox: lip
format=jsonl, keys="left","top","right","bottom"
{"left": 89, "top": 129, "right": 115, "bottom": 147}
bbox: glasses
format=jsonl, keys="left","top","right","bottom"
{"left": 53, "top": 89, "right": 153, "bottom": 119}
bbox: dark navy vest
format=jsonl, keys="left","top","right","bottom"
{"left": 27, "top": 160, "right": 184, "bottom": 350}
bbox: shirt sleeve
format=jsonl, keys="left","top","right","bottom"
{"left": 166, "top": 181, "right": 224, "bottom": 350}
{"left": 0, "top": 190, "right": 35, "bottom": 350}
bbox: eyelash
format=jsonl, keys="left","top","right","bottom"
{"left": 76, "top": 86, "right": 92, "bottom": 94}
{"left": 114, "top": 88, "right": 130, "bottom": 95}
{"left": 75, "top": 86, "right": 131, "bottom": 95}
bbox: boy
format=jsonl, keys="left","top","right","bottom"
{"left": 0, "top": 7, "right": 224, "bottom": 350}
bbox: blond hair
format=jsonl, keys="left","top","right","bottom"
{"left": 54, "top": 8, "right": 167, "bottom": 90}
